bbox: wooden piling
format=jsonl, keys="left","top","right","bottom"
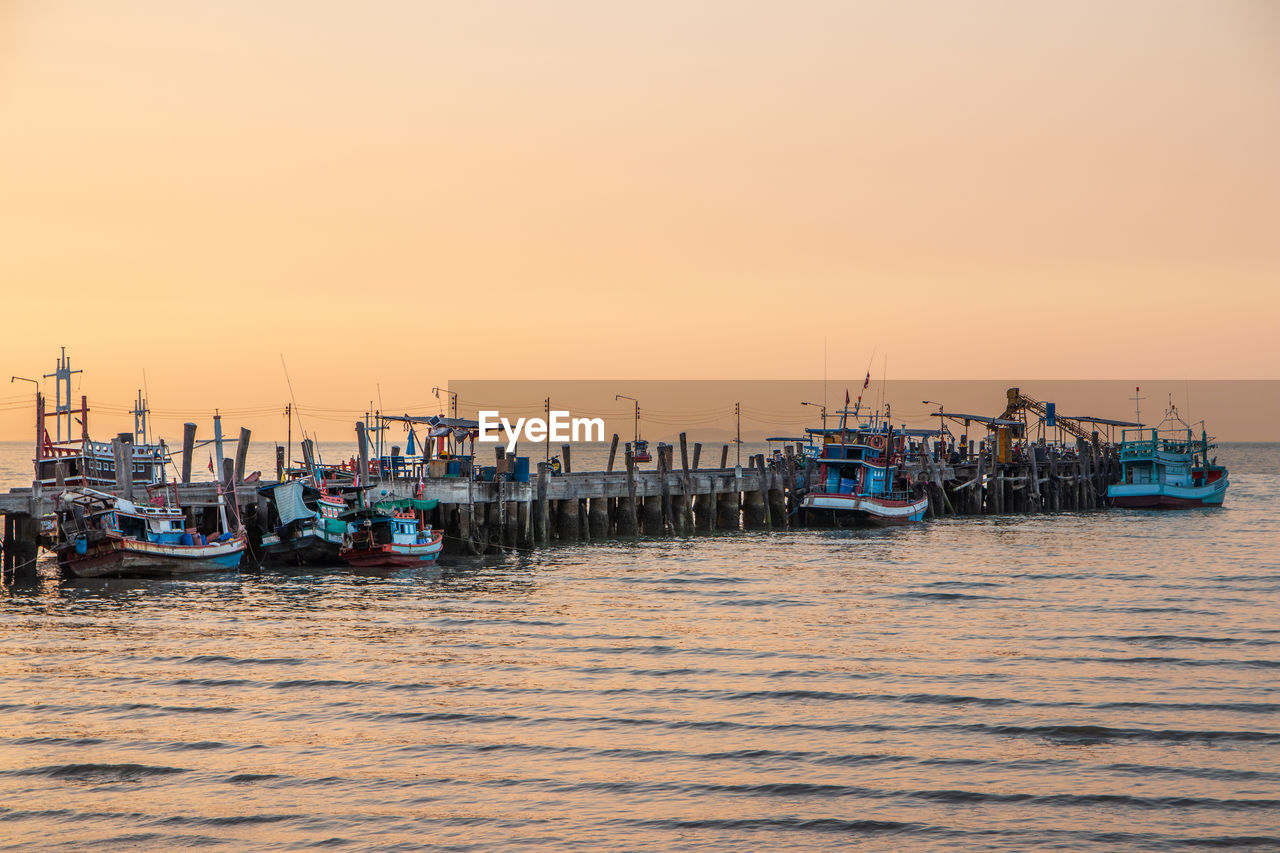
{"left": 234, "top": 428, "right": 250, "bottom": 484}
{"left": 356, "top": 423, "right": 370, "bottom": 486}
{"left": 621, "top": 450, "right": 639, "bottom": 535}
{"left": 716, "top": 488, "right": 739, "bottom": 530}
{"left": 693, "top": 492, "right": 715, "bottom": 531}
{"left": 720, "top": 445, "right": 729, "bottom": 469}
{"left": 589, "top": 496, "right": 609, "bottom": 539}
{"left": 112, "top": 438, "right": 133, "bottom": 501}
{"left": 658, "top": 447, "right": 673, "bottom": 535}
{"left": 181, "top": 423, "right": 196, "bottom": 483}
{"left": 561, "top": 444, "right": 571, "bottom": 475}
{"left": 692, "top": 442, "right": 702, "bottom": 471}
{"left": 1028, "top": 444, "right": 1042, "bottom": 512}
{"left": 755, "top": 455, "right": 772, "bottom": 528}
{"left": 642, "top": 495, "right": 664, "bottom": 535}
{"left": 607, "top": 433, "right": 619, "bottom": 473}
{"left": 535, "top": 462, "right": 550, "bottom": 544}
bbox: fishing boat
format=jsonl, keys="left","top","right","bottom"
{"left": 31, "top": 350, "right": 170, "bottom": 491}
{"left": 339, "top": 499, "right": 443, "bottom": 568}
{"left": 1108, "top": 405, "right": 1228, "bottom": 509}
{"left": 800, "top": 417, "right": 930, "bottom": 525}
{"left": 259, "top": 479, "right": 354, "bottom": 565}
{"left": 52, "top": 487, "right": 244, "bottom": 578}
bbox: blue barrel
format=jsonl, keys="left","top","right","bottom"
{"left": 514, "top": 456, "right": 530, "bottom": 482}
{"left": 180, "top": 532, "right": 193, "bottom": 546}
{"left": 446, "top": 460, "right": 461, "bottom": 477}
{"left": 481, "top": 466, "right": 497, "bottom": 481}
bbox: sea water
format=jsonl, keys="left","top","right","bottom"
{"left": 0, "top": 443, "right": 1276, "bottom": 850}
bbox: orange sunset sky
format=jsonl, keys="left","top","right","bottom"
{"left": 1, "top": 1, "right": 1277, "bottom": 443}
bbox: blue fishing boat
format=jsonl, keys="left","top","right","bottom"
{"left": 339, "top": 500, "right": 443, "bottom": 568}
{"left": 800, "top": 416, "right": 930, "bottom": 525}
{"left": 53, "top": 487, "right": 244, "bottom": 578}
{"left": 1108, "top": 405, "right": 1228, "bottom": 509}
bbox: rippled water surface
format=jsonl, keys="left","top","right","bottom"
{"left": 0, "top": 448, "right": 1278, "bottom": 850}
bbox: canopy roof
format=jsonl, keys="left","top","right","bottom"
{"left": 381, "top": 414, "right": 480, "bottom": 430}
{"left": 1056, "top": 415, "right": 1143, "bottom": 427}
{"left": 930, "top": 412, "right": 1022, "bottom": 427}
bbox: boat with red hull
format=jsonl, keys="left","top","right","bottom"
{"left": 1108, "top": 406, "right": 1228, "bottom": 509}
{"left": 339, "top": 502, "right": 443, "bottom": 568}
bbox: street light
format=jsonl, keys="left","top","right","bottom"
{"left": 923, "top": 400, "right": 950, "bottom": 438}
{"left": 431, "top": 387, "right": 458, "bottom": 419}
{"left": 12, "top": 376, "right": 41, "bottom": 453}
{"left": 801, "top": 401, "right": 827, "bottom": 431}
{"left": 615, "top": 395, "right": 641, "bottom": 444}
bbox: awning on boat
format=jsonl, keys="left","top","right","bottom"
{"left": 382, "top": 414, "right": 481, "bottom": 430}
{"left": 372, "top": 498, "right": 439, "bottom": 512}
{"left": 267, "top": 480, "right": 312, "bottom": 525}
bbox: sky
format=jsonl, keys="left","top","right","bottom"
{"left": 1, "top": 1, "right": 1277, "bottom": 443}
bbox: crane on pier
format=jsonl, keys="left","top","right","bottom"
{"left": 998, "top": 387, "right": 1096, "bottom": 442}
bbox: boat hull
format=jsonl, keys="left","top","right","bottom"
{"left": 57, "top": 535, "right": 246, "bottom": 578}
{"left": 1109, "top": 478, "right": 1228, "bottom": 509}
{"left": 802, "top": 492, "right": 928, "bottom": 524}
{"left": 262, "top": 532, "right": 345, "bottom": 566}
{"left": 339, "top": 534, "right": 443, "bottom": 568}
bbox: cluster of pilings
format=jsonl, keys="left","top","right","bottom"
{"left": 429, "top": 433, "right": 805, "bottom": 554}
{"left": 915, "top": 436, "right": 1119, "bottom": 518}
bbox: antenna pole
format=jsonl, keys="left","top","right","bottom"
{"left": 735, "top": 402, "right": 741, "bottom": 466}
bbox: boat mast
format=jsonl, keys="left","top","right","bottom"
{"left": 43, "top": 347, "right": 82, "bottom": 444}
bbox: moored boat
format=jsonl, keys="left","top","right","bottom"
{"left": 339, "top": 499, "right": 442, "bottom": 568}
{"left": 53, "top": 487, "right": 245, "bottom": 578}
{"left": 800, "top": 416, "right": 930, "bottom": 525}
{"left": 259, "top": 479, "right": 354, "bottom": 565}
{"left": 1108, "top": 406, "right": 1228, "bottom": 509}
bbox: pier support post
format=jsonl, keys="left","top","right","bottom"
{"left": 658, "top": 447, "right": 673, "bottom": 535}
{"left": 607, "top": 434, "right": 619, "bottom": 473}
{"left": 589, "top": 496, "right": 609, "bottom": 539}
{"left": 754, "top": 455, "right": 772, "bottom": 528}
{"left": 556, "top": 498, "right": 580, "bottom": 542}
{"left": 112, "top": 437, "right": 134, "bottom": 501}
{"left": 2, "top": 514, "right": 13, "bottom": 574}
{"left": 641, "top": 495, "right": 664, "bottom": 535}
{"left": 535, "top": 463, "right": 550, "bottom": 544}
{"left": 694, "top": 492, "right": 715, "bottom": 532}
{"left": 742, "top": 487, "right": 767, "bottom": 530}
{"left": 181, "top": 423, "right": 196, "bottom": 483}
{"left": 623, "top": 450, "right": 639, "bottom": 535}
{"left": 616, "top": 496, "right": 638, "bottom": 535}
{"left": 716, "top": 488, "right": 739, "bottom": 530}
{"left": 234, "top": 428, "right": 251, "bottom": 484}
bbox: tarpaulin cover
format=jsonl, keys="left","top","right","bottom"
{"left": 374, "top": 498, "right": 439, "bottom": 512}
{"left": 271, "top": 480, "right": 312, "bottom": 525}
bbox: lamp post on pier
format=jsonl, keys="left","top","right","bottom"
{"left": 801, "top": 401, "right": 827, "bottom": 431}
